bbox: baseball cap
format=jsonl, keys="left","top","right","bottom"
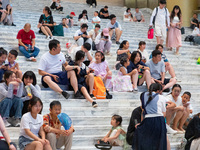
{"left": 103, "top": 28, "right": 109, "bottom": 36}
{"left": 70, "top": 12, "right": 76, "bottom": 16}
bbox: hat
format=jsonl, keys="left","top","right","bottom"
{"left": 70, "top": 12, "right": 76, "bottom": 16}
{"left": 103, "top": 28, "right": 109, "bottom": 36}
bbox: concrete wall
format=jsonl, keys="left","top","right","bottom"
{"left": 167, "top": 0, "right": 198, "bottom": 27}
{"left": 125, "top": 0, "right": 159, "bottom": 9}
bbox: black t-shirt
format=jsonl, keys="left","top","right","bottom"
{"left": 126, "top": 107, "right": 142, "bottom": 145}
{"left": 99, "top": 8, "right": 108, "bottom": 14}
{"left": 39, "top": 14, "right": 54, "bottom": 24}
{"left": 0, "top": 7, "right": 3, "bottom": 15}
{"left": 78, "top": 14, "right": 88, "bottom": 20}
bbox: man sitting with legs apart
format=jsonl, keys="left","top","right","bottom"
{"left": 43, "top": 101, "right": 74, "bottom": 150}
{"left": 146, "top": 50, "right": 176, "bottom": 92}
{"left": 74, "top": 23, "right": 92, "bottom": 50}
{"left": 17, "top": 23, "right": 40, "bottom": 62}
{"left": 149, "top": 0, "right": 170, "bottom": 45}
{"left": 38, "top": 39, "right": 84, "bottom": 99}
{"left": 106, "top": 14, "right": 123, "bottom": 44}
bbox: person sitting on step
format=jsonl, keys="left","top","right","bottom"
{"left": 146, "top": 50, "right": 176, "bottom": 92}
{"left": 88, "top": 24, "right": 101, "bottom": 50}
{"left": 38, "top": 39, "right": 84, "bottom": 100}
{"left": 50, "top": 0, "right": 64, "bottom": 14}
{"left": 99, "top": 6, "right": 109, "bottom": 19}
{"left": 37, "top": 6, "right": 54, "bottom": 39}
{"left": 17, "top": 23, "right": 40, "bottom": 62}
{"left": 106, "top": 14, "right": 123, "bottom": 44}
{"left": 133, "top": 7, "right": 145, "bottom": 22}
{"left": 43, "top": 101, "right": 74, "bottom": 150}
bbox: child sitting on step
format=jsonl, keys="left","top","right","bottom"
{"left": 0, "top": 48, "right": 8, "bottom": 82}
{"left": 98, "top": 115, "right": 126, "bottom": 147}
{"left": 88, "top": 51, "right": 112, "bottom": 89}
{"left": 113, "top": 57, "right": 134, "bottom": 92}
{"left": 6, "top": 50, "right": 22, "bottom": 79}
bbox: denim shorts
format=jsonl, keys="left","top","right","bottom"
{"left": 18, "top": 136, "right": 34, "bottom": 150}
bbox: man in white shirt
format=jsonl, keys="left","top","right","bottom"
{"left": 74, "top": 23, "right": 92, "bottom": 50}
{"left": 38, "top": 39, "right": 84, "bottom": 99}
{"left": 106, "top": 14, "right": 122, "bottom": 45}
{"left": 149, "top": 0, "right": 170, "bottom": 45}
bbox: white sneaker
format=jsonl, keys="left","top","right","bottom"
{"left": 3, "top": 118, "right": 12, "bottom": 127}
{"left": 166, "top": 124, "right": 177, "bottom": 134}
{"left": 133, "top": 88, "right": 138, "bottom": 93}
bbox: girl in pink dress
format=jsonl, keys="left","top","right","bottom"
{"left": 167, "top": 5, "right": 182, "bottom": 55}
{"left": 88, "top": 51, "right": 112, "bottom": 89}
{"left": 113, "top": 57, "right": 133, "bottom": 92}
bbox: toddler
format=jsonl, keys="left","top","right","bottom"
{"left": 6, "top": 50, "right": 22, "bottom": 79}
{"left": 88, "top": 51, "right": 112, "bottom": 89}
{"left": 113, "top": 57, "right": 134, "bottom": 92}
{"left": 0, "top": 48, "right": 8, "bottom": 81}
{"left": 99, "top": 115, "right": 126, "bottom": 146}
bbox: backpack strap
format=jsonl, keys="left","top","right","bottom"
{"left": 152, "top": 7, "right": 158, "bottom": 25}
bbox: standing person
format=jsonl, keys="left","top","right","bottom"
{"left": 17, "top": 23, "right": 40, "bottom": 62}
{"left": 95, "top": 28, "right": 112, "bottom": 55}
{"left": 38, "top": 39, "right": 84, "bottom": 99}
{"left": 21, "top": 71, "right": 41, "bottom": 115}
{"left": 123, "top": 8, "right": 133, "bottom": 22}
{"left": 106, "top": 14, "right": 123, "bottom": 44}
{"left": 167, "top": 5, "right": 182, "bottom": 55}
{"left": 190, "top": 13, "right": 199, "bottom": 29}
{"left": 99, "top": 6, "right": 109, "bottom": 19}
{"left": 137, "top": 41, "right": 149, "bottom": 63}
{"left": 74, "top": 23, "right": 92, "bottom": 48}
{"left": 37, "top": 6, "right": 54, "bottom": 39}
{"left": 133, "top": 83, "right": 168, "bottom": 150}
{"left": 0, "top": 115, "right": 17, "bottom": 150}
{"left": 0, "top": 71, "right": 23, "bottom": 127}
{"left": 146, "top": 50, "right": 176, "bottom": 92}
{"left": 149, "top": 0, "right": 170, "bottom": 45}
{"left": 43, "top": 101, "right": 74, "bottom": 150}
{"left": 66, "top": 12, "right": 75, "bottom": 27}
{"left": 133, "top": 7, "right": 145, "bottom": 22}
{"left": 18, "top": 97, "right": 52, "bottom": 150}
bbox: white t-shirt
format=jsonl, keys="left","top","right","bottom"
{"left": 138, "top": 49, "right": 149, "bottom": 62}
{"left": 74, "top": 29, "right": 89, "bottom": 37}
{"left": 19, "top": 112, "right": 43, "bottom": 140}
{"left": 124, "top": 11, "right": 131, "bottom": 18}
{"left": 165, "top": 94, "right": 182, "bottom": 107}
{"left": 192, "top": 27, "right": 200, "bottom": 36}
{"left": 106, "top": 21, "right": 122, "bottom": 31}
{"left": 70, "top": 46, "right": 91, "bottom": 61}
{"left": 88, "top": 29, "right": 99, "bottom": 41}
{"left": 38, "top": 51, "right": 66, "bottom": 74}
{"left": 92, "top": 16, "right": 101, "bottom": 23}
{"left": 150, "top": 7, "right": 170, "bottom": 26}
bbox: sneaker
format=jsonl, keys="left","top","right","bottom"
{"left": 116, "top": 41, "right": 120, "bottom": 44}
{"left": 74, "top": 91, "right": 85, "bottom": 99}
{"left": 13, "top": 118, "right": 21, "bottom": 127}
{"left": 46, "top": 36, "right": 49, "bottom": 39}
{"left": 90, "top": 94, "right": 96, "bottom": 100}
{"left": 4, "top": 22, "right": 8, "bottom": 25}
{"left": 11, "top": 23, "right": 16, "bottom": 26}
{"left": 27, "top": 57, "right": 37, "bottom": 62}
{"left": 92, "top": 101, "right": 98, "bottom": 108}
{"left": 133, "top": 88, "right": 138, "bottom": 93}
{"left": 166, "top": 124, "right": 177, "bottom": 134}
{"left": 3, "top": 118, "right": 12, "bottom": 127}
{"left": 62, "top": 91, "right": 70, "bottom": 99}
{"left": 163, "top": 88, "right": 170, "bottom": 92}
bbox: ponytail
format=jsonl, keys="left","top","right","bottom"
{"left": 147, "top": 83, "right": 162, "bottom": 102}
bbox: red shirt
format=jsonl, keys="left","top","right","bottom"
{"left": 16, "top": 29, "right": 36, "bottom": 45}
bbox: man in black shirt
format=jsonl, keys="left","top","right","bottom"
{"left": 99, "top": 6, "right": 109, "bottom": 19}
{"left": 126, "top": 106, "right": 142, "bottom": 145}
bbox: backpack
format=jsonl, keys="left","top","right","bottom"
{"left": 52, "top": 24, "right": 64, "bottom": 36}
{"left": 93, "top": 76, "right": 106, "bottom": 99}
{"left": 193, "top": 36, "right": 200, "bottom": 45}
{"left": 152, "top": 7, "right": 167, "bottom": 25}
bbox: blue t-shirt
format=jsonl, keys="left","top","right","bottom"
{"left": 146, "top": 59, "right": 165, "bottom": 79}
{"left": 149, "top": 53, "right": 168, "bottom": 62}
{"left": 127, "top": 61, "right": 146, "bottom": 73}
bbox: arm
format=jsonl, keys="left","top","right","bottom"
{"left": 117, "top": 49, "right": 129, "bottom": 55}
{"left": 16, "top": 82, "right": 23, "bottom": 97}
{"left": 85, "top": 52, "right": 93, "bottom": 61}
{"left": 18, "top": 39, "right": 28, "bottom": 50}
{"left": 32, "top": 39, "right": 35, "bottom": 48}
{"left": 149, "top": 8, "right": 156, "bottom": 26}
{"left": 30, "top": 84, "right": 41, "bottom": 98}
{"left": 0, "top": 83, "right": 14, "bottom": 98}
{"left": 15, "top": 63, "right": 19, "bottom": 70}
{"left": 120, "top": 67, "right": 132, "bottom": 76}
{"left": 38, "top": 70, "right": 59, "bottom": 82}
{"left": 160, "top": 72, "right": 165, "bottom": 84}
{"left": 24, "top": 129, "right": 41, "bottom": 141}
{"left": 0, "top": 116, "right": 12, "bottom": 144}
{"left": 106, "top": 129, "right": 122, "bottom": 141}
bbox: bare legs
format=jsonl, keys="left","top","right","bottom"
{"left": 165, "top": 62, "right": 176, "bottom": 78}
{"left": 109, "top": 28, "right": 122, "bottom": 42}
{"left": 156, "top": 36, "right": 164, "bottom": 45}
{"left": 40, "top": 26, "right": 53, "bottom": 37}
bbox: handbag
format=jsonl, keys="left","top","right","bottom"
{"left": 52, "top": 24, "right": 64, "bottom": 36}
{"left": 175, "top": 27, "right": 185, "bottom": 35}
{"left": 148, "top": 27, "right": 154, "bottom": 39}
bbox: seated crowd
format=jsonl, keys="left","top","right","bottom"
{"left": 0, "top": 0, "right": 200, "bottom": 150}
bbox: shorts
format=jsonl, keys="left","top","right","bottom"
{"left": 155, "top": 24, "right": 167, "bottom": 40}
{"left": 41, "top": 71, "right": 69, "bottom": 88}
{"left": 156, "top": 78, "right": 170, "bottom": 85}
{"left": 18, "top": 136, "right": 34, "bottom": 150}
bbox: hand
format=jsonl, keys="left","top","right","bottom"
{"left": 25, "top": 46, "right": 28, "bottom": 50}
{"left": 59, "top": 130, "right": 68, "bottom": 136}
{"left": 52, "top": 75, "right": 59, "bottom": 82}
{"left": 44, "top": 125, "right": 51, "bottom": 132}
{"left": 28, "top": 94, "right": 32, "bottom": 99}
{"left": 76, "top": 66, "right": 81, "bottom": 74}
{"left": 149, "top": 25, "right": 153, "bottom": 28}
{"left": 165, "top": 62, "right": 169, "bottom": 66}
{"left": 16, "top": 78, "right": 22, "bottom": 83}
{"left": 82, "top": 34, "right": 86, "bottom": 38}
{"left": 38, "top": 139, "right": 46, "bottom": 145}
{"left": 31, "top": 46, "right": 34, "bottom": 50}
{"left": 138, "top": 65, "right": 143, "bottom": 69}
{"left": 104, "top": 138, "right": 109, "bottom": 143}
{"left": 135, "top": 123, "right": 140, "bottom": 129}
{"left": 9, "top": 81, "right": 19, "bottom": 86}
{"left": 66, "top": 128, "right": 73, "bottom": 136}
{"left": 9, "top": 144, "right": 16, "bottom": 150}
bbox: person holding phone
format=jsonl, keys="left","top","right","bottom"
{"left": 95, "top": 28, "right": 112, "bottom": 55}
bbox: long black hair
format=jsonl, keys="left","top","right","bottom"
{"left": 22, "top": 71, "right": 37, "bottom": 86}
{"left": 44, "top": 6, "right": 52, "bottom": 16}
{"left": 130, "top": 51, "right": 142, "bottom": 64}
{"left": 170, "top": 5, "right": 181, "bottom": 20}
{"left": 147, "top": 83, "right": 163, "bottom": 102}
{"left": 119, "top": 40, "right": 128, "bottom": 49}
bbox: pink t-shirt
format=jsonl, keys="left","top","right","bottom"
{"left": 89, "top": 61, "right": 108, "bottom": 77}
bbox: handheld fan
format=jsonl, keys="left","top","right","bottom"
{"left": 57, "top": 113, "right": 72, "bottom": 130}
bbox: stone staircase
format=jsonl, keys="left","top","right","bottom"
{"left": 0, "top": 0, "right": 200, "bottom": 149}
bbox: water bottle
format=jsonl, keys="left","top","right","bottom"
{"left": 28, "top": 44, "right": 31, "bottom": 52}
{"left": 25, "top": 85, "right": 32, "bottom": 97}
